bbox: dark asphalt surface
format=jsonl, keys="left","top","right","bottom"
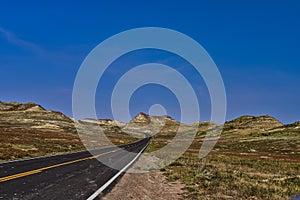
{"left": 0, "top": 137, "right": 150, "bottom": 200}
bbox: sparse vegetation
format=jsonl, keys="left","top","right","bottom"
{"left": 0, "top": 101, "right": 138, "bottom": 161}
{"left": 1, "top": 101, "right": 299, "bottom": 199}
{"left": 156, "top": 127, "right": 300, "bottom": 199}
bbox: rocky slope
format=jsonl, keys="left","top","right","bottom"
{"left": 123, "top": 112, "right": 180, "bottom": 136}
{"left": 0, "top": 101, "right": 84, "bottom": 161}
{"left": 262, "top": 121, "right": 300, "bottom": 136}
{"left": 0, "top": 101, "right": 76, "bottom": 133}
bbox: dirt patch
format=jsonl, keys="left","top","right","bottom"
{"left": 102, "top": 171, "right": 184, "bottom": 200}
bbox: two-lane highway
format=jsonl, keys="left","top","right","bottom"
{"left": 0, "top": 137, "right": 150, "bottom": 200}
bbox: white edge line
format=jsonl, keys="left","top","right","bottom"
{"left": 87, "top": 141, "right": 150, "bottom": 200}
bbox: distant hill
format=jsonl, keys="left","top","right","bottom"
{"left": 0, "top": 100, "right": 299, "bottom": 161}
{"left": 125, "top": 113, "right": 289, "bottom": 136}
{"left": 122, "top": 112, "right": 180, "bottom": 137}
{"left": 0, "top": 101, "right": 295, "bottom": 137}
{"left": 0, "top": 101, "right": 45, "bottom": 111}
{"left": 262, "top": 121, "right": 300, "bottom": 136}
{"left": 0, "top": 101, "right": 83, "bottom": 161}
{"left": 223, "top": 115, "right": 283, "bottom": 134}
{"left": 0, "top": 101, "right": 75, "bottom": 133}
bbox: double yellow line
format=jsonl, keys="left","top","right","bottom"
{"left": 0, "top": 148, "right": 121, "bottom": 183}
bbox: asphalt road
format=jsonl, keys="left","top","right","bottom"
{"left": 0, "top": 137, "right": 150, "bottom": 200}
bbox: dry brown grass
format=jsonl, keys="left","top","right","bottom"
{"left": 157, "top": 131, "right": 300, "bottom": 200}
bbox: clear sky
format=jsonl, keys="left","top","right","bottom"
{"left": 0, "top": 0, "right": 299, "bottom": 123}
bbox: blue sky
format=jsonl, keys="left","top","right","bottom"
{"left": 0, "top": 1, "right": 299, "bottom": 123}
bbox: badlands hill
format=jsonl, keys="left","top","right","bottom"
{"left": 0, "top": 100, "right": 297, "bottom": 161}
{"left": 0, "top": 101, "right": 76, "bottom": 133}
{"left": 0, "top": 101, "right": 83, "bottom": 160}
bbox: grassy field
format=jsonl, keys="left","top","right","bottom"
{"left": 0, "top": 121, "right": 138, "bottom": 162}
{"left": 158, "top": 130, "right": 300, "bottom": 199}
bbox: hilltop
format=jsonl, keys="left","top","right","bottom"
{"left": 223, "top": 115, "right": 283, "bottom": 134}
{"left": 0, "top": 101, "right": 76, "bottom": 133}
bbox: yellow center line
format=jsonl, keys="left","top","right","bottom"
{"left": 0, "top": 148, "right": 122, "bottom": 183}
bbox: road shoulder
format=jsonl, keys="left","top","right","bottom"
{"left": 102, "top": 170, "right": 184, "bottom": 200}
